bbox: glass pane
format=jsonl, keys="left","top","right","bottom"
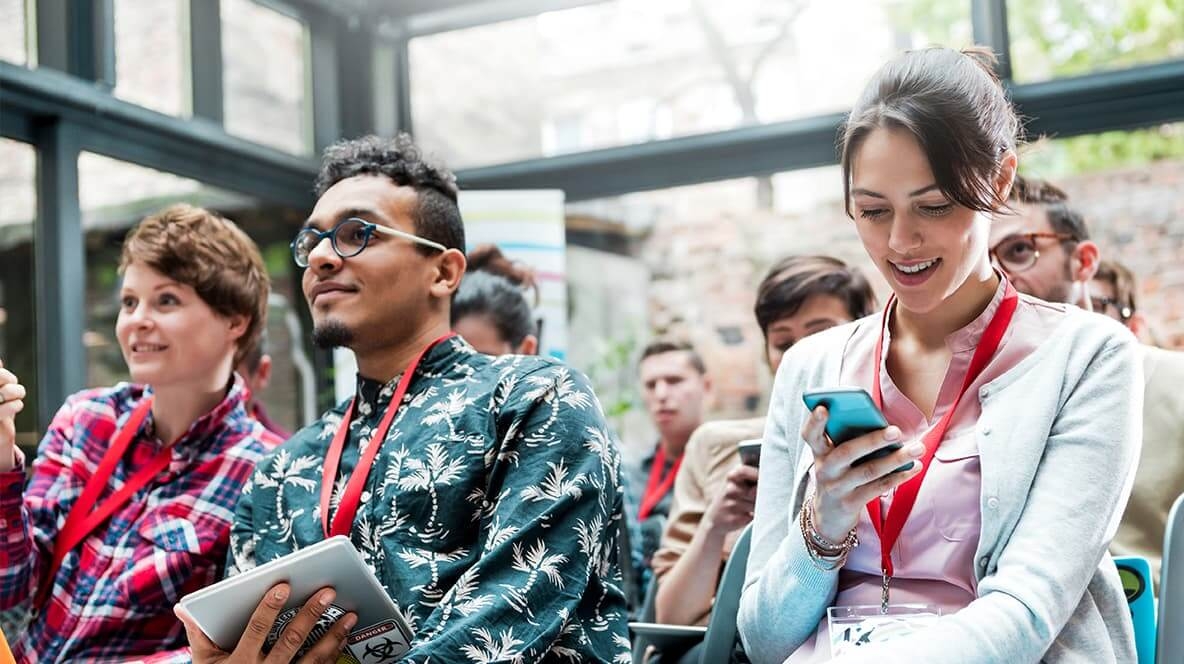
{"left": 222, "top": 0, "right": 310, "bottom": 154}
{"left": 113, "top": 0, "right": 187, "bottom": 115}
{"left": 78, "top": 152, "right": 314, "bottom": 434}
{"left": 1021, "top": 122, "right": 1184, "bottom": 348}
{"left": 0, "top": 0, "right": 27, "bottom": 65}
{"left": 0, "top": 139, "right": 37, "bottom": 450}
{"left": 1009, "top": 0, "right": 1184, "bottom": 83}
{"left": 411, "top": 0, "right": 970, "bottom": 168}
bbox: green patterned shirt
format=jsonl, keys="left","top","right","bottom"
{"left": 229, "top": 337, "right": 631, "bottom": 663}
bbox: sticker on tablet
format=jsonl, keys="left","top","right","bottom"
{"left": 347, "top": 619, "right": 412, "bottom": 663}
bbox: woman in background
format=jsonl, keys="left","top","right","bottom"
{"left": 0, "top": 205, "right": 281, "bottom": 662}
{"left": 452, "top": 244, "right": 540, "bottom": 355}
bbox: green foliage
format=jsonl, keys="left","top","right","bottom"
{"left": 1009, "top": 0, "right": 1184, "bottom": 82}
{"left": 582, "top": 332, "right": 641, "bottom": 432}
{"left": 1022, "top": 124, "right": 1184, "bottom": 178}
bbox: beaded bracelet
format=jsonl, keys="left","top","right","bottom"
{"left": 799, "top": 495, "right": 858, "bottom": 570}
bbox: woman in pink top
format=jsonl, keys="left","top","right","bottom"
{"left": 738, "top": 47, "right": 1139, "bottom": 663}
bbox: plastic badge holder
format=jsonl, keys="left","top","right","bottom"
{"left": 828, "top": 604, "right": 941, "bottom": 656}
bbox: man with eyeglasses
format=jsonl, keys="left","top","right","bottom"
{"left": 988, "top": 176, "right": 1100, "bottom": 308}
{"left": 178, "top": 134, "right": 630, "bottom": 663}
{"left": 1092, "top": 259, "right": 1155, "bottom": 344}
{"left": 989, "top": 175, "right": 1184, "bottom": 591}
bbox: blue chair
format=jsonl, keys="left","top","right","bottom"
{"left": 1157, "top": 492, "right": 1184, "bottom": 664}
{"left": 1114, "top": 555, "right": 1156, "bottom": 664}
{"left": 696, "top": 523, "right": 752, "bottom": 663}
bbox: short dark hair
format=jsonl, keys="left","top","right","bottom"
{"left": 639, "top": 340, "right": 706, "bottom": 375}
{"left": 451, "top": 271, "right": 536, "bottom": 347}
{"left": 1009, "top": 175, "right": 1090, "bottom": 241}
{"left": 314, "top": 134, "right": 465, "bottom": 253}
{"left": 755, "top": 256, "right": 878, "bottom": 335}
{"left": 1095, "top": 259, "right": 1138, "bottom": 315}
{"left": 841, "top": 47, "right": 1020, "bottom": 218}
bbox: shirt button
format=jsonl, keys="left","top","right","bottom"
{"left": 987, "top": 496, "right": 999, "bottom": 509}
{"left": 979, "top": 557, "right": 989, "bottom": 569}
{"left": 981, "top": 426, "right": 992, "bottom": 436}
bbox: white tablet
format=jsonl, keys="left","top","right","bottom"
{"left": 179, "top": 536, "right": 414, "bottom": 660}
{"left": 628, "top": 621, "right": 707, "bottom": 652}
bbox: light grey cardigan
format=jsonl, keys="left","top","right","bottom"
{"left": 738, "top": 304, "right": 1142, "bottom": 664}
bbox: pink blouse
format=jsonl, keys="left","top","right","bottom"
{"left": 789, "top": 278, "right": 1066, "bottom": 661}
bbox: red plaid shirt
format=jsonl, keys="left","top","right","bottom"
{"left": 0, "top": 378, "right": 281, "bottom": 662}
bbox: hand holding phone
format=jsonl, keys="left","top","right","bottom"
{"left": 802, "top": 388, "right": 898, "bottom": 466}
{"left": 737, "top": 439, "right": 761, "bottom": 468}
{"left": 798, "top": 387, "right": 925, "bottom": 543}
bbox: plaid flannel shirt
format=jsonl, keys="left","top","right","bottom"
{"left": 0, "top": 378, "right": 281, "bottom": 663}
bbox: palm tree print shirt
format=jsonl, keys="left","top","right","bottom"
{"left": 228, "top": 337, "right": 631, "bottom": 663}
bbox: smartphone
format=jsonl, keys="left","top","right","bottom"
{"left": 737, "top": 439, "right": 762, "bottom": 468}
{"left": 802, "top": 387, "right": 900, "bottom": 467}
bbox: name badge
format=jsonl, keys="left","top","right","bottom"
{"left": 827, "top": 604, "right": 941, "bottom": 656}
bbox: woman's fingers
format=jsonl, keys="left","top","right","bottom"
{"left": 838, "top": 439, "right": 925, "bottom": 495}
{"left": 850, "top": 458, "right": 925, "bottom": 507}
{"left": 800, "top": 406, "right": 831, "bottom": 458}
{"left": 816, "top": 426, "right": 902, "bottom": 479}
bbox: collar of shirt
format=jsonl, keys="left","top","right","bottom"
{"left": 134, "top": 374, "right": 251, "bottom": 463}
{"left": 352, "top": 335, "right": 475, "bottom": 415}
{"left": 881, "top": 271, "right": 1009, "bottom": 356}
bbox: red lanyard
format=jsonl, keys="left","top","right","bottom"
{"left": 867, "top": 280, "right": 1017, "bottom": 604}
{"left": 320, "top": 333, "right": 454, "bottom": 539}
{"left": 638, "top": 446, "right": 682, "bottom": 521}
{"left": 37, "top": 397, "right": 171, "bottom": 610}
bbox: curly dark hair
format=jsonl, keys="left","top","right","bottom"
{"left": 314, "top": 134, "right": 465, "bottom": 253}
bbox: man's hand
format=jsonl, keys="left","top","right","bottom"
{"left": 0, "top": 359, "right": 27, "bottom": 473}
{"left": 702, "top": 464, "right": 759, "bottom": 536}
{"left": 177, "top": 583, "right": 356, "bottom": 664}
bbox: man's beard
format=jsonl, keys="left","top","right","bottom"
{"left": 312, "top": 319, "right": 354, "bottom": 349}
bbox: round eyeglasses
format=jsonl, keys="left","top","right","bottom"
{"left": 989, "top": 232, "right": 1076, "bottom": 274}
{"left": 291, "top": 218, "right": 446, "bottom": 268}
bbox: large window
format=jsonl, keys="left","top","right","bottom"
{"left": 1008, "top": 0, "right": 1184, "bottom": 83}
{"left": 0, "top": 139, "right": 37, "bottom": 449}
{"left": 410, "top": 0, "right": 971, "bottom": 168}
{"left": 113, "top": 0, "right": 187, "bottom": 115}
{"left": 0, "top": 0, "right": 27, "bottom": 65}
{"left": 79, "top": 152, "right": 315, "bottom": 433}
{"left": 222, "top": 0, "right": 311, "bottom": 154}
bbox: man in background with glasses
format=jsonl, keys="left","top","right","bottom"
{"left": 180, "top": 134, "right": 630, "bottom": 663}
{"left": 988, "top": 176, "right": 1100, "bottom": 309}
{"left": 1092, "top": 259, "right": 1157, "bottom": 345}
{"left": 989, "top": 176, "right": 1184, "bottom": 592}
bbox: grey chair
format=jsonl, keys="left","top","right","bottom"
{"left": 1157, "top": 492, "right": 1184, "bottom": 663}
{"left": 697, "top": 523, "right": 753, "bottom": 663}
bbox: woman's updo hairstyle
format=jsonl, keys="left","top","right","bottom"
{"left": 839, "top": 46, "right": 1021, "bottom": 218}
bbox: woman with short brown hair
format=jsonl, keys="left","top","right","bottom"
{"left": 0, "top": 204, "right": 282, "bottom": 662}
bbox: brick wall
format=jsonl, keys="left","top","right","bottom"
{"left": 636, "top": 158, "right": 1184, "bottom": 418}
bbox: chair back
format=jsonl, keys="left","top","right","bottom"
{"left": 1114, "top": 555, "right": 1156, "bottom": 664}
{"left": 697, "top": 523, "right": 753, "bottom": 663}
{"left": 631, "top": 577, "right": 659, "bottom": 664}
{"left": 1157, "top": 492, "right": 1184, "bottom": 664}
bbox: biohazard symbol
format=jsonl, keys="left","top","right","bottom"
{"left": 363, "top": 636, "right": 402, "bottom": 662}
